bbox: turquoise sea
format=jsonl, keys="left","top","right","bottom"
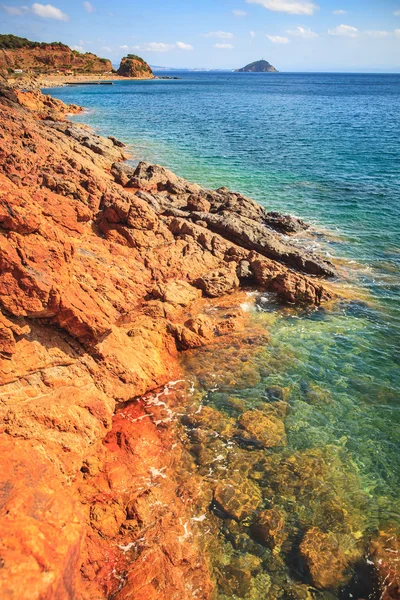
{"left": 45, "top": 73, "right": 400, "bottom": 598}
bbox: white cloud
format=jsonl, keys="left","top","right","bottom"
{"left": 328, "top": 24, "right": 358, "bottom": 38}
{"left": 83, "top": 1, "right": 94, "bottom": 13}
{"left": 32, "top": 3, "right": 69, "bottom": 20}
{"left": 1, "top": 4, "right": 29, "bottom": 15}
{"left": 214, "top": 43, "right": 234, "bottom": 49}
{"left": 395, "top": 29, "right": 400, "bottom": 36}
{"left": 333, "top": 9, "right": 346, "bottom": 15}
{"left": 176, "top": 41, "right": 193, "bottom": 50}
{"left": 286, "top": 26, "right": 318, "bottom": 38}
{"left": 266, "top": 34, "right": 290, "bottom": 43}
{"left": 233, "top": 9, "right": 247, "bottom": 16}
{"left": 394, "top": 10, "right": 400, "bottom": 16}
{"left": 250, "top": 30, "right": 256, "bottom": 38}
{"left": 365, "top": 30, "right": 390, "bottom": 38}
{"left": 101, "top": 46, "right": 112, "bottom": 52}
{"left": 72, "top": 45, "right": 84, "bottom": 52}
{"left": 134, "top": 43, "right": 174, "bottom": 52}
{"left": 204, "top": 31, "right": 234, "bottom": 39}
{"left": 120, "top": 45, "right": 129, "bottom": 50}
{"left": 133, "top": 42, "right": 194, "bottom": 52}
{"left": 246, "top": 0, "right": 318, "bottom": 16}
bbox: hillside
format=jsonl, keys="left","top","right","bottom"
{"left": 236, "top": 59, "right": 278, "bottom": 73}
{"left": 117, "top": 54, "right": 153, "bottom": 78}
{"left": 0, "top": 34, "right": 112, "bottom": 75}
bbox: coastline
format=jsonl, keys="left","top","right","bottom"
{"left": 4, "top": 72, "right": 157, "bottom": 90}
{"left": 0, "top": 84, "right": 397, "bottom": 600}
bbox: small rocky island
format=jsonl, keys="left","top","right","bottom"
{"left": 235, "top": 59, "right": 278, "bottom": 73}
{"left": 117, "top": 54, "right": 154, "bottom": 79}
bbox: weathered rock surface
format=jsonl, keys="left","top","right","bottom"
{"left": 0, "top": 84, "right": 339, "bottom": 598}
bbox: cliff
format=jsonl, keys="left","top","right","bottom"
{"left": 0, "top": 34, "right": 112, "bottom": 75}
{"left": 117, "top": 54, "right": 153, "bottom": 78}
{"left": 236, "top": 59, "right": 278, "bottom": 73}
{"left": 0, "top": 85, "right": 341, "bottom": 599}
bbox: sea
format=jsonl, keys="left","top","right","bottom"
{"left": 45, "top": 72, "right": 400, "bottom": 599}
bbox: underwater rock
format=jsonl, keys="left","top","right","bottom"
{"left": 251, "top": 508, "right": 288, "bottom": 552}
{"left": 300, "top": 527, "right": 361, "bottom": 590}
{"left": 237, "top": 409, "right": 287, "bottom": 448}
{"left": 214, "top": 478, "right": 262, "bottom": 522}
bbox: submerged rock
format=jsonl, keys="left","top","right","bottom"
{"left": 237, "top": 409, "right": 287, "bottom": 448}
{"left": 300, "top": 527, "right": 362, "bottom": 590}
{"left": 251, "top": 508, "right": 288, "bottom": 552}
{"left": 214, "top": 478, "right": 262, "bottom": 521}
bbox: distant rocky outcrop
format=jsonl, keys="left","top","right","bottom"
{"left": 0, "top": 34, "right": 112, "bottom": 75}
{"left": 235, "top": 59, "right": 278, "bottom": 73}
{"left": 117, "top": 54, "right": 153, "bottom": 78}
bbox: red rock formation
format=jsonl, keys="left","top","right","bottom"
{"left": 0, "top": 36, "right": 112, "bottom": 74}
{"left": 0, "top": 84, "right": 337, "bottom": 598}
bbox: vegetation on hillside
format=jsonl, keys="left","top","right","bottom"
{"left": 0, "top": 34, "right": 69, "bottom": 50}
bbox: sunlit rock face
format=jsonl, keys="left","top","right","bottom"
{"left": 1, "top": 82, "right": 395, "bottom": 600}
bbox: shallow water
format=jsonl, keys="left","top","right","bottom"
{"left": 46, "top": 73, "right": 400, "bottom": 597}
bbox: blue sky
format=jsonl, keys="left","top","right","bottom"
{"left": 1, "top": 0, "right": 400, "bottom": 71}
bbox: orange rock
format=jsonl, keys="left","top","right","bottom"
{"left": 0, "top": 84, "right": 338, "bottom": 599}
{"left": 0, "top": 436, "right": 85, "bottom": 600}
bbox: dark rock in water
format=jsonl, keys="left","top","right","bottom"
{"left": 265, "top": 211, "right": 309, "bottom": 235}
{"left": 265, "top": 386, "right": 285, "bottom": 402}
{"left": 236, "top": 60, "right": 278, "bottom": 73}
{"left": 111, "top": 162, "right": 135, "bottom": 186}
{"left": 251, "top": 508, "right": 288, "bottom": 551}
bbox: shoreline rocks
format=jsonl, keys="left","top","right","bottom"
{"left": 0, "top": 84, "right": 340, "bottom": 599}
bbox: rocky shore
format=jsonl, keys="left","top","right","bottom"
{"left": 0, "top": 86, "right": 397, "bottom": 599}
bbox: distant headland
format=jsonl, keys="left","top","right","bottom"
{"left": 235, "top": 60, "right": 278, "bottom": 73}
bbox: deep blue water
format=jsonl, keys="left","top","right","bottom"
{"left": 45, "top": 73, "right": 400, "bottom": 559}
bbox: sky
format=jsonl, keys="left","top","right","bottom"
{"left": 1, "top": 0, "right": 400, "bottom": 71}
